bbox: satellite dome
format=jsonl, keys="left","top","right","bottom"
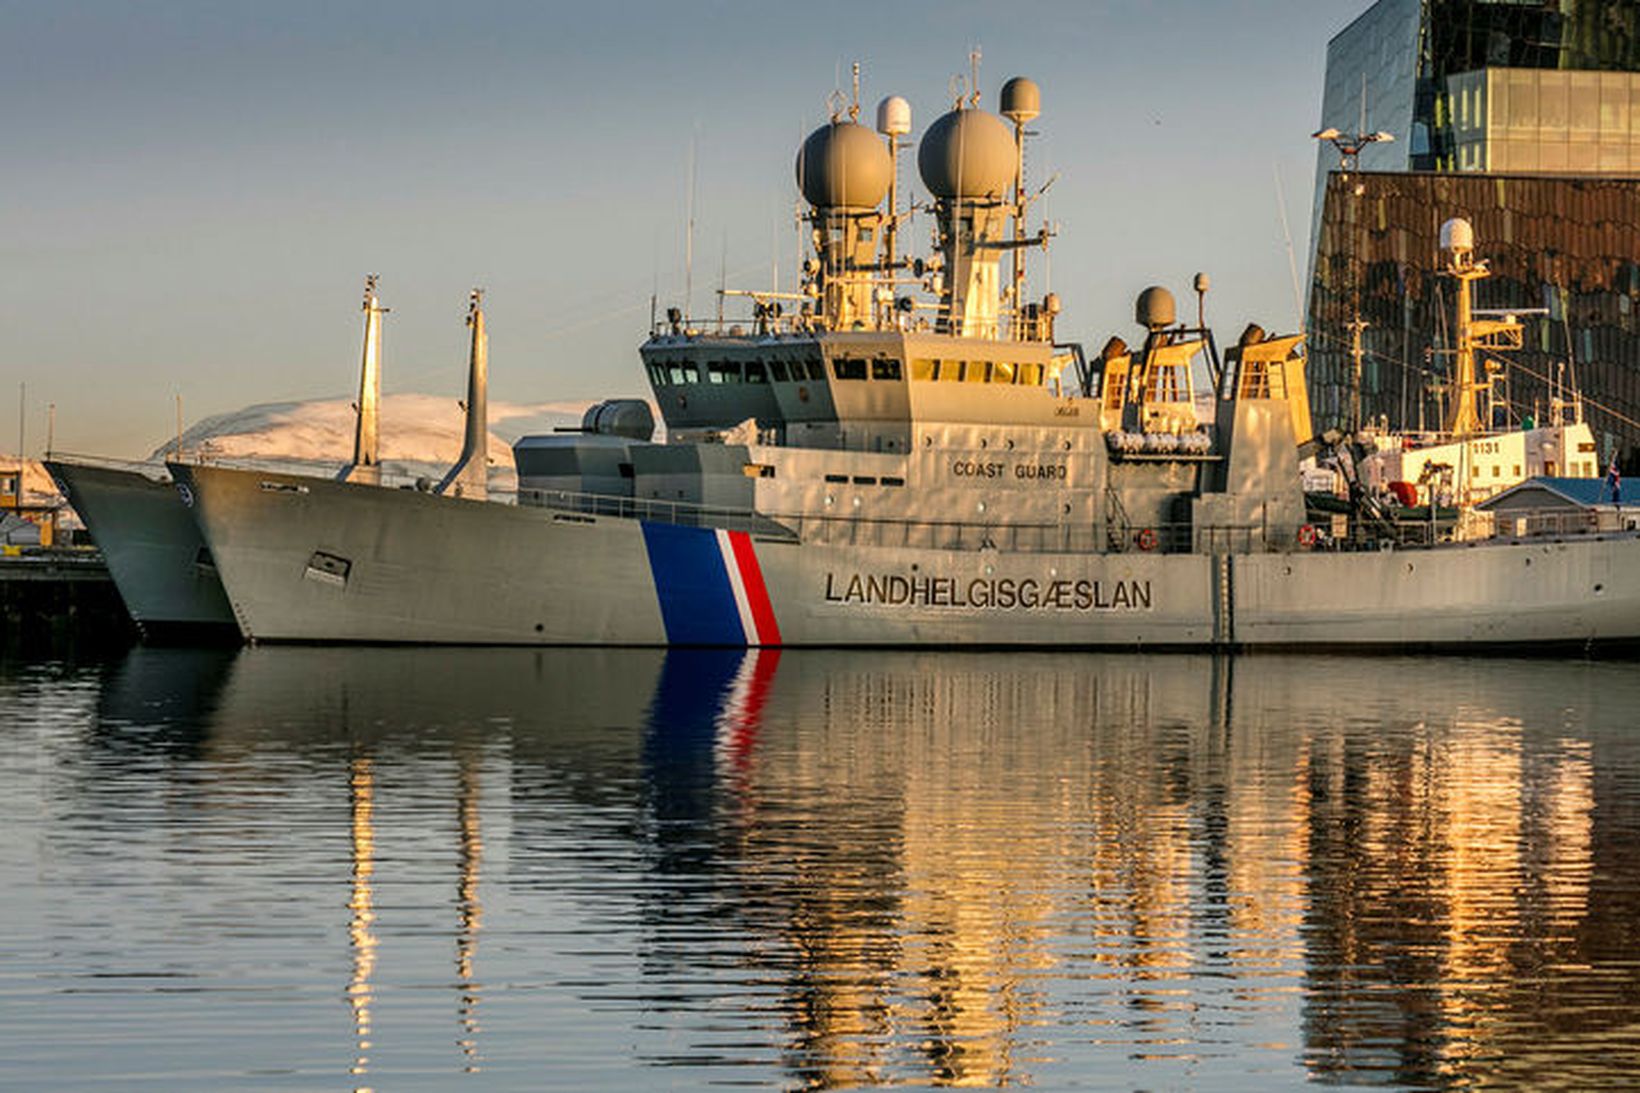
{"left": 1000, "top": 77, "right": 1041, "bottom": 124}
{"left": 1136, "top": 286, "right": 1177, "bottom": 330}
{"left": 876, "top": 95, "right": 912, "bottom": 137}
{"left": 795, "top": 120, "right": 892, "bottom": 211}
{"left": 1440, "top": 217, "right": 1475, "bottom": 252}
{"left": 917, "top": 107, "right": 1015, "bottom": 200}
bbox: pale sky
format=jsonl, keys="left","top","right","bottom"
{"left": 1, "top": 0, "right": 1363, "bottom": 457}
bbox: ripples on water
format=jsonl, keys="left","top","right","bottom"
{"left": 2, "top": 647, "right": 1639, "bottom": 1090}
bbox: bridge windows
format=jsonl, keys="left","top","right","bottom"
{"left": 745, "top": 361, "right": 769, "bottom": 384}
{"left": 805, "top": 358, "right": 826, "bottom": 381}
{"left": 708, "top": 360, "right": 743, "bottom": 384}
{"left": 871, "top": 358, "right": 902, "bottom": 380}
{"left": 768, "top": 360, "right": 790, "bottom": 382}
{"left": 832, "top": 357, "right": 869, "bottom": 380}
{"left": 911, "top": 358, "right": 1045, "bottom": 385}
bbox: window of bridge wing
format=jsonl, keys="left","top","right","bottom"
{"left": 965, "top": 360, "right": 990, "bottom": 383}
{"left": 832, "top": 357, "right": 868, "bottom": 381}
{"left": 992, "top": 361, "right": 1016, "bottom": 384}
{"left": 871, "top": 358, "right": 902, "bottom": 381}
{"left": 806, "top": 358, "right": 826, "bottom": 381}
{"left": 768, "top": 359, "right": 790, "bottom": 382}
{"left": 647, "top": 361, "right": 667, "bottom": 386}
{"left": 911, "top": 358, "right": 935, "bottom": 381}
{"left": 1238, "top": 358, "right": 1270, "bottom": 399}
{"left": 745, "top": 360, "right": 769, "bottom": 384}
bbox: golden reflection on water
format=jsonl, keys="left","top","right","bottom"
{"left": 454, "top": 752, "right": 483, "bottom": 1073}
{"left": 347, "top": 754, "right": 377, "bottom": 1093}
{"left": 682, "top": 654, "right": 1617, "bottom": 1088}
{"left": 97, "top": 646, "right": 1634, "bottom": 1090}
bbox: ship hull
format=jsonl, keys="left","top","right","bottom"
{"left": 46, "top": 460, "right": 239, "bottom": 641}
{"left": 172, "top": 463, "right": 1640, "bottom": 649}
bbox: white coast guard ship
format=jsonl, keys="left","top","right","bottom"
{"left": 170, "top": 73, "right": 1640, "bottom": 649}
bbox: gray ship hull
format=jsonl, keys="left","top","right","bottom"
{"left": 47, "top": 460, "right": 238, "bottom": 641}
{"left": 173, "top": 463, "right": 1640, "bottom": 649}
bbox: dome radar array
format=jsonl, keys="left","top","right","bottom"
{"left": 789, "top": 58, "right": 1057, "bottom": 341}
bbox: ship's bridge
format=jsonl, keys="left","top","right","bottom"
{"left": 640, "top": 329, "right": 1077, "bottom": 454}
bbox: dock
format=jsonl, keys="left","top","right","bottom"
{"left": 0, "top": 550, "right": 136, "bottom": 650}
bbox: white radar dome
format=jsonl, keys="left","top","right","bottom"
{"left": 795, "top": 120, "right": 892, "bottom": 211}
{"left": 1440, "top": 217, "right": 1475, "bottom": 252}
{"left": 1000, "top": 76, "right": 1041, "bottom": 125}
{"left": 917, "top": 107, "right": 1015, "bottom": 200}
{"left": 876, "top": 95, "right": 911, "bottom": 137}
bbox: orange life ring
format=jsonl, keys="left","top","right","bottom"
{"left": 1135, "top": 527, "right": 1158, "bottom": 552}
{"left": 1298, "top": 524, "right": 1318, "bottom": 547}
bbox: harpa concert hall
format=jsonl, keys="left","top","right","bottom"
{"left": 1307, "top": 0, "right": 1640, "bottom": 460}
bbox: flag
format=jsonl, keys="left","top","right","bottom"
{"left": 1608, "top": 457, "right": 1622, "bottom": 505}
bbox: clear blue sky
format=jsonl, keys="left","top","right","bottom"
{"left": 1, "top": 0, "right": 1362, "bottom": 457}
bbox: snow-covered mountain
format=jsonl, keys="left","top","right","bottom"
{"left": 146, "top": 393, "right": 629, "bottom": 492}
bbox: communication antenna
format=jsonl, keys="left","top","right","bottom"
{"left": 684, "top": 128, "right": 698, "bottom": 324}
{"left": 1272, "top": 162, "right": 1304, "bottom": 328}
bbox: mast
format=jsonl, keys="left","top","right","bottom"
{"left": 438, "top": 290, "right": 489, "bottom": 500}
{"left": 1000, "top": 78, "right": 1040, "bottom": 339}
{"left": 339, "top": 274, "right": 387, "bottom": 485}
{"left": 1439, "top": 218, "right": 1521, "bottom": 439}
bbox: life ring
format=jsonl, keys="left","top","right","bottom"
{"left": 1135, "top": 527, "right": 1158, "bottom": 552}
{"left": 1298, "top": 524, "right": 1318, "bottom": 548}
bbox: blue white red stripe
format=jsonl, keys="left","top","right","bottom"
{"left": 642, "top": 523, "right": 782, "bottom": 646}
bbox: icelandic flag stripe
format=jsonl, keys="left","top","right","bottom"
{"left": 716, "top": 530, "right": 760, "bottom": 645}
{"left": 642, "top": 523, "right": 781, "bottom": 646}
{"left": 725, "top": 531, "right": 782, "bottom": 646}
{"left": 641, "top": 522, "right": 744, "bottom": 645}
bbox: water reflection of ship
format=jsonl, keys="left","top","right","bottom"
{"left": 633, "top": 651, "right": 1639, "bottom": 1089}
{"left": 204, "top": 647, "right": 666, "bottom": 1085}
{"left": 76, "top": 644, "right": 1640, "bottom": 1089}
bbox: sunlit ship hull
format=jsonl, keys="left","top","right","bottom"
{"left": 172, "top": 462, "right": 1640, "bottom": 649}
{"left": 46, "top": 459, "right": 238, "bottom": 641}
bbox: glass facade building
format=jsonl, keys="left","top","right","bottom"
{"left": 1307, "top": 1, "right": 1640, "bottom": 457}
{"left": 1309, "top": 171, "right": 1640, "bottom": 458}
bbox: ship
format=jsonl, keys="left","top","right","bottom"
{"left": 45, "top": 276, "right": 392, "bottom": 641}
{"left": 1303, "top": 216, "right": 1601, "bottom": 546}
{"left": 170, "top": 71, "right": 1640, "bottom": 650}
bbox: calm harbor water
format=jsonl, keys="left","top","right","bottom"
{"left": 3, "top": 646, "right": 1639, "bottom": 1090}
